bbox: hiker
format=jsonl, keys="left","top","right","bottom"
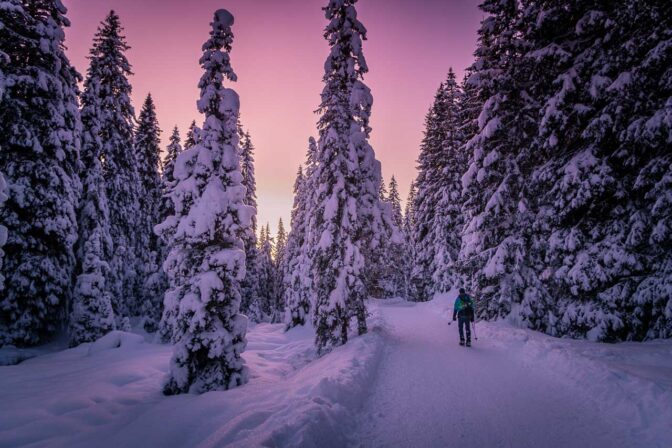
{"left": 452, "top": 288, "right": 475, "bottom": 347}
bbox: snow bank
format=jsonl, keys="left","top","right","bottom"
{"left": 86, "top": 331, "right": 145, "bottom": 356}
{"left": 0, "top": 336, "right": 68, "bottom": 366}
{"left": 0, "top": 347, "right": 37, "bottom": 366}
{"left": 474, "top": 316, "right": 672, "bottom": 447}
{"left": 0, "top": 308, "right": 385, "bottom": 447}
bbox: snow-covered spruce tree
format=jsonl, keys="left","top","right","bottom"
{"left": 83, "top": 11, "right": 140, "bottom": 328}
{"left": 283, "top": 165, "right": 310, "bottom": 328}
{"left": 256, "top": 223, "right": 277, "bottom": 321}
{"left": 284, "top": 137, "right": 318, "bottom": 328}
{"left": 135, "top": 94, "right": 163, "bottom": 252}
{"left": 387, "top": 176, "right": 403, "bottom": 229}
{"left": 272, "top": 218, "right": 287, "bottom": 321}
{"left": 376, "top": 176, "right": 407, "bottom": 298}
{"left": 431, "top": 70, "right": 469, "bottom": 294}
{"left": 402, "top": 181, "right": 418, "bottom": 300}
{"left": 156, "top": 127, "right": 182, "bottom": 342}
{"left": 457, "top": 0, "right": 536, "bottom": 319}
{"left": 309, "top": 0, "right": 391, "bottom": 352}
{"left": 160, "top": 126, "right": 182, "bottom": 220}
{"left": 153, "top": 126, "right": 183, "bottom": 342}
{"left": 372, "top": 177, "right": 394, "bottom": 297}
{"left": 523, "top": 0, "right": 672, "bottom": 340}
{"left": 158, "top": 9, "right": 252, "bottom": 394}
{"left": 410, "top": 82, "right": 445, "bottom": 301}
{"left": 274, "top": 219, "right": 287, "bottom": 269}
{"left": 237, "top": 129, "right": 262, "bottom": 323}
{"left": 70, "top": 100, "right": 115, "bottom": 347}
{"left": 0, "top": 0, "right": 82, "bottom": 346}
{"left": 135, "top": 93, "right": 166, "bottom": 332}
{"left": 412, "top": 70, "right": 463, "bottom": 300}
{"left": 388, "top": 176, "right": 407, "bottom": 297}
{"left": 242, "top": 225, "right": 264, "bottom": 323}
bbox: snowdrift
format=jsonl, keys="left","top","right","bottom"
{"left": 0, "top": 312, "right": 384, "bottom": 447}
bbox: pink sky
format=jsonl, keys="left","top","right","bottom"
{"left": 63, "top": 0, "right": 482, "bottom": 236}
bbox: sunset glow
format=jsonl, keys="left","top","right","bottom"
{"left": 63, "top": 0, "right": 482, "bottom": 234}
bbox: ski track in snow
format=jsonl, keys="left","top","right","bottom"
{"left": 353, "top": 299, "right": 640, "bottom": 448}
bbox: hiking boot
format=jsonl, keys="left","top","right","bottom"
{"left": 459, "top": 340, "right": 465, "bottom": 346}
{"left": 466, "top": 340, "right": 471, "bottom": 347}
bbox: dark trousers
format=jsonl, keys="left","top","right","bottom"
{"left": 458, "top": 316, "right": 471, "bottom": 341}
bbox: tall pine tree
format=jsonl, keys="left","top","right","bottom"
{"left": 431, "top": 70, "right": 468, "bottom": 294}
{"left": 135, "top": 93, "right": 165, "bottom": 332}
{"left": 160, "top": 126, "right": 182, "bottom": 220}
{"left": 0, "top": 0, "right": 82, "bottom": 346}
{"left": 458, "top": 0, "right": 533, "bottom": 319}
{"left": 284, "top": 137, "right": 317, "bottom": 328}
{"left": 238, "top": 129, "right": 262, "bottom": 323}
{"left": 274, "top": 219, "right": 287, "bottom": 263}
{"left": 273, "top": 218, "right": 287, "bottom": 321}
{"left": 159, "top": 9, "right": 252, "bottom": 394}
{"left": 83, "top": 11, "right": 140, "bottom": 328}
{"left": 387, "top": 176, "right": 403, "bottom": 228}
{"left": 70, "top": 94, "right": 115, "bottom": 346}
{"left": 156, "top": 127, "right": 182, "bottom": 342}
{"left": 255, "top": 223, "right": 276, "bottom": 322}
{"left": 402, "top": 181, "right": 418, "bottom": 299}
{"left": 412, "top": 70, "right": 463, "bottom": 301}
{"left": 309, "top": 0, "right": 386, "bottom": 352}
{"left": 377, "top": 176, "right": 406, "bottom": 298}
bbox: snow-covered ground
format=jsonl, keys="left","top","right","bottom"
{"left": 1, "top": 295, "right": 671, "bottom": 447}
{"left": 354, "top": 295, "right": 672, "bottom": 448}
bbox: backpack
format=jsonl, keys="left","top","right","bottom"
{"left": 460, "top": 295, "right": 475, "bottom": 320}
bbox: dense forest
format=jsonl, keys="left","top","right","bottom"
{"left": 1, "top": 0, "right": 670, "bottom": 397}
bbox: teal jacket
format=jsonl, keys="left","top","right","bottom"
{"left": 453, "top": 294, "right": 475, "bottom": 320}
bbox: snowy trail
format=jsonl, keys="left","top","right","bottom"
{"left": 354, "top": 299, "right": 635, "bottom": 448}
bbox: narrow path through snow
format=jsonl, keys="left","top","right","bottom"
{"left": 353, "top": 299, "right": 636, "bottom": 448}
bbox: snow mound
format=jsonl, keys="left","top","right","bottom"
{"left": 0, "top": 346, "right": 35, "bottom": 366}
{"left": 87, "top": 331, "right": 145, "bottom": 356}
{"left": 0, "top": 336, "right": 68, "bottom": 366}
{"left": 0, "top": 308, "right": 385, "bottom": 447}
{"left": 479, "top": 321, "right": 672, "bottom": 448}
